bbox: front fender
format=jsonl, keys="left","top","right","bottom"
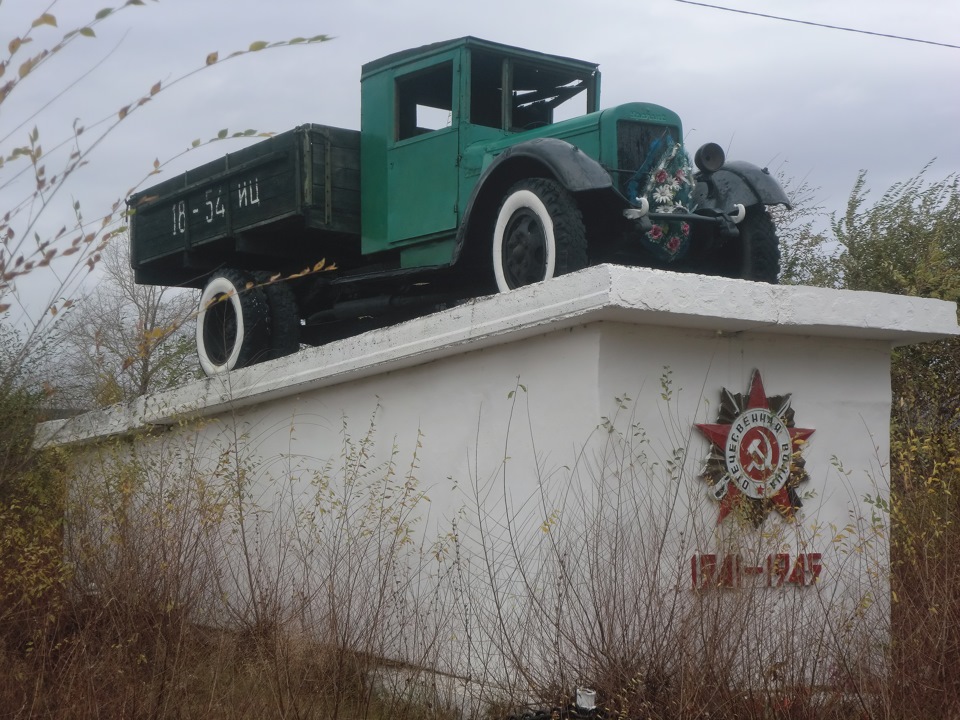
{"left": 453, "top": 138, "right": 612, "bottom": 264}
{"left": 692, "top": 161, "right": 791, "bottom": 212}
{"left": 479, "top": 137, "right": 613, "bottom": 193}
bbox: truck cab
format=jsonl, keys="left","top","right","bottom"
{"left": 359, "top": 38, "right": 601, "bottom": 267}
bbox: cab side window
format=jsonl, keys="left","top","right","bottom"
{"left": 396, "top": 62, "right": 453, "bottom": 141}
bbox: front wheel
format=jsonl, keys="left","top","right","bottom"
{"left": 196, "top": 269, "right": 269, "bottom": 376}
{"left": 492, "top": 178, "right": 588, "bottom": 292}
{"left": 738, "top": 207, "right": 780, "bottom": 283}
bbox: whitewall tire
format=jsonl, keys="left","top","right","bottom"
{"left": 196, "top": 269, "right": 269, "bottom": 376}
{"left": 492, "top": 178, "right": 587, "bottom": 292}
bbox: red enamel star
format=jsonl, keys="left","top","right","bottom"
{"left": 695, "top": 370, "right": 815, "bottom": 526}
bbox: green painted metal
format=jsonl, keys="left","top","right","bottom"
{"left": 360, "top": 37, "right": 610, "bottom": 268}
{"left": 129, "top": 125, "right": 360, "bottom": 287}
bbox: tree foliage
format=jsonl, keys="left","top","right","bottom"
{"left": 833, "top": 166, "right": 960, "bottom": 302}
{"left": 781, "top": 166, "right": 960, "bottom": 714}
{"left": 780, "top": 166, "right": 960, "bottom": 423}
{"left": 829, "top": 168, "right": 960, "bottom": 428}
{"left": 54, "top": 240, "right": 198, "bottom": 409}
{"left": 770, "top": 172, "right": 839, "bottom": 288}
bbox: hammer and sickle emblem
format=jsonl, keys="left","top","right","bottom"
{"left": 745, "top": 434, "right": 774, "bottom": 474}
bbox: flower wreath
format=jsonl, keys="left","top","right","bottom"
{"left": 628, "top": 139, "right": 697, "bottom": 262}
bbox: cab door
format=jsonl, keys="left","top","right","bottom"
{"left": 386, "top": 53, "right": 460, "bottom": 245}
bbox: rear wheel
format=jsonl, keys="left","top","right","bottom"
{"left": 254, "top": 272, "right": 301, "bottom": 361}
{"left": 196, "top": 269, "right": 269, "bottom": 376}
{"left": 492, "top": 178, "right": 587, "bottom": 292}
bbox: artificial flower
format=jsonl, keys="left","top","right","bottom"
{"left": 653, "top": 186, "right": 675, "bottom": 205}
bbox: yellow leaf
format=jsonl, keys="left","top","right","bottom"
{"left": 19, "top": 58, "right": 36, "bottom": 78}
{"left": 248, "top": 40, "right": 268, "bottom": 52}
{"left": 206, "top": 51, "right": 218, "bottom": 65}
{"left": 8, "top": 38, "right": 22, "bottom": 55}
{"left": 31, "top": 13, "right": 57, "bottom": 28}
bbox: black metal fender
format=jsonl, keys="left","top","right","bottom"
{"left": 452, "top": 138, "right": 612, "bottom": 264}
{"left": 692, "top": 160, "right": 791, "bottom": 213}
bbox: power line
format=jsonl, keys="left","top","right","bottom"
{"left": 674, "top": 0, "right": 960, "bottom": 50}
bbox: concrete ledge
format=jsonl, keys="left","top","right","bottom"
{"left": 36, "top": 264, "right": 959, "bottom": 447}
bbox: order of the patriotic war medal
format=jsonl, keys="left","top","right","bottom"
{"left": 695, "top": 370, "right": 815, "bottom": 526}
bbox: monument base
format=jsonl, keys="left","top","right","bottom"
{"left": 39, "top": 264, "right": 958, "bottom": 706}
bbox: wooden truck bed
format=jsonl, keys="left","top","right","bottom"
{"left": 128, "top": 124, "right": 360, "bottom": 287}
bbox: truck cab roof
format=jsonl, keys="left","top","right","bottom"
{"left": 360, "top": 36, "right": 599, "bottom": 79}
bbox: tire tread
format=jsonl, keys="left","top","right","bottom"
{"left": 254, "top": 272, "right": 301, "bottom": 361}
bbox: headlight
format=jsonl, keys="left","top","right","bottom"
{"left": 694, "top": 142, "right": 725, "bottom": 173}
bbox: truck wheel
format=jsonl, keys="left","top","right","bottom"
{"left": 492, "top": 178, "right": 587, "bottom": 292}
{"left": 738, "top": 207, "right": 780, "bottom": 283}
{"left": 254, "top": 273, "right": 301, "bottom": 361}
{"left": 196, "top": 269, "right": 269, "bottom": 375}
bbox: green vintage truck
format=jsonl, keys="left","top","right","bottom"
{"left": 129, "top": 37, "right": 790, "bottom": 375}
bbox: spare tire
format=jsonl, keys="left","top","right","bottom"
{"left": 196, "top": 269, "right": 269, "bottom": 376}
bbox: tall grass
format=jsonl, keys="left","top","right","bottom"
{"left": 3, "top": 403, "right": 458, "bottom": 719}
{"left": 2, "top": 378, "right": 956, "bottom": 718}
{"left": 452, "top": 383, "right": 888, "bottom": 720}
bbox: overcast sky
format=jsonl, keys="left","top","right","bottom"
{"left": 3, "top": 0, "right": 958, "bottom": 321}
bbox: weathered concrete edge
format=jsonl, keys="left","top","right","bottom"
{"left": 36, "top": 264, "right": 959, "bottom": 447}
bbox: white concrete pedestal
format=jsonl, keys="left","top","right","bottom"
{"left": 40, "top": 264, "right": 959, "bottom": 703}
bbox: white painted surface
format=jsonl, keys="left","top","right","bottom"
{"left": 41, "top": 266, "right": 958, "bottom": 691}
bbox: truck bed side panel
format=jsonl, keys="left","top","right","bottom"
{"left": 129, "top": 125, "right": 361, "bottom": 285}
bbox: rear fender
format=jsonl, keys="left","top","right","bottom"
{"left": 692, "top": 161, "right": 791, "bottom": 213}
{"left": 452, "top": 138, "right": 612, "bottom": 264}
